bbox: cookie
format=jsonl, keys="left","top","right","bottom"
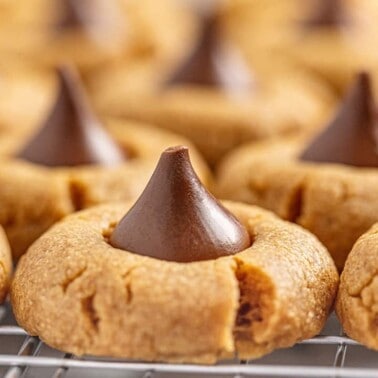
{"left": 0, "top": 0, "right": 196, "bottom": 73}
{"left": 224, "top": 0, "right": 378, "bottom": 93}
{"left": 216, "top": 73, "right": 378, "bottom": 270}
{"left": 88, "top": 7, "right": 336, "bottom": 167}
{"left": 336, "top": 223, "right": 378, "bottom": 350}
{"left": 1, "top": 66, "right": 210, "bottom": 260}
{"left": 11, "top": 146, "right": 338, "bottom": 363}
{"left": 0, "top": 226, "right": 12, "bottom": 303}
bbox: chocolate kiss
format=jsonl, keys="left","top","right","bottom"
{"left": 110, "top": 146, "right": 250, "bottom": 262}
{"left": 56, "top": 0, "right": 123, "bottom": 39}
{"left": 57, "top": 0, "right": 96, "bottom": 30}
{"left": 165, "top": 14, "right": 253, "bottom": 94}
{"left": 58, "top": 0, "right": 82, "bottom": 29}
{"left": 17, "top": 66, "right": 125, "bottom": 167}
{"left": 304, "top": 0, "right": 345, "bottom": 27}
{"left": 57, "top": 0, "right": 118, "bottom": 28}
{"left": 300, "top": 72, "right": 378, "bottom": 167}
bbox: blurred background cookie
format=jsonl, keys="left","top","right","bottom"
{"left": 1, "top": 65, "right": 210, "bottom": 260}
{"left": 225, "top": 0, "right": 378, "bottom": 93}
{"left": 216, "top": 73, "right": 378, "bottom": 270}
{"left": 0, "top": 0, "right": 196, "bottom": 73}
{"left": 88, "top": 5, "right": 336, "bottom": 167}
{"left": 11, "top": 146, "right": 338, "bottom": 363}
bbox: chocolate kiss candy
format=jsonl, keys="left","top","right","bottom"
{"left": 17, "top": 66, "right": 125, "bottom": 167}
{"left": 110, "top": 146, "right": 250, "bottom": 262}
{"left": 165, "top": 13, "right": 253, "bottom": 95}
{"left": 304, "top": 0, "right": 345, "bottom": 27}
{"left": 58, "top": 0, "right": 114, "bottom": 30}
{"left": 56, "top": 0, "right": 125, "bottom": 45}
{"left": 58, "top": 0, "right": 83, "bottom": 29}
{"left": 300, "top": 72, "right": 378, "bottom": 167}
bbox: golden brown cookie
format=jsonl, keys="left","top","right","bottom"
{"left": 1, "top": 120, "right": 210, "bottom": 261}
{"left": 0, "top": 0, "right": 196, "bottom": 73}
{"left": 11, "top": 200, "right": 338, "bottom": 363}
{"left": 216, "top": 73, "right": 378, "bottom": 271}
{"left": 88, "top": 9, "right": 336, "bottom": 167}
{"left": 224, "top": 0, "right": 378, "bottom": 93}
{"left": 1, "top": 67, "right": 210, "bottom": 260}
{"left": 336, "top": 223, "right": 378, "bottom": 350}
{"left": 0, "top": 226, "right": 12, "bottom": 303}
{"left": 216, "top": 136, "right": 378, "bottom": 271}
{"left": 90, "top": 63, "right": 335, "bottom": 168}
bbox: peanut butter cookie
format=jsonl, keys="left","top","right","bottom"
{"left": 336, "top": 223, "right": 378, "bottom": 350}
{"left": 0, "top": 0, "right": 196, "bottom": 73}
{"left": 88, "top": 7, "right": 335, "bottom": 167}
{"left": 217, "top": 73, "right": 378, "bottom": 270}
{"left": 224, "top": 0, "right": 378, "bottom": 93}
{"left": 1, "top": 66, "right": 210, "bottom": 260}
{"left": 11, "top": 146, "right": 338, "bottom": 363}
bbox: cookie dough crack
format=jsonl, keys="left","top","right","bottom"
{"left": 122, "top": 267, "right": 137, "bottom": 304}
{"left": 232, "top": 258, "right": 274, "bottom": 350}
{"left": 81, "top": 293, "right": 100, "bottom": 333}
{"left": 61, "top": 266, "right": 87, "bottom": 293}
{"left": 349, "top": 270, "right": 378, "bottom": 300}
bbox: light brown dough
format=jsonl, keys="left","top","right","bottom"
{"left": 0, "top": 0, "right": 196, "bottom": 72}
{"left": 0, "top": 119, "right": 210, "bottom": 260}
{"left": 224, "top": 0, "right": 378, "bottom": 93}
{"left": 12, "top": 201, "right": 338, "bottom": 363}
{"left": 216, "top": 136, "right": 378, "bottom": 271}
{"left": 336, "top": 223, "right": 378, "bottom": 350}
{"left": 88, "top": 50, "right": 336, "bottom": 167}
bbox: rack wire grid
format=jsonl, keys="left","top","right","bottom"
{"left": 0, "top": 301, "right": 378, "bottom": 378}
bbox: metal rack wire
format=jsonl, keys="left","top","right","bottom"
{"left": 1, "top": 301, "right": 378, "bottom": 378}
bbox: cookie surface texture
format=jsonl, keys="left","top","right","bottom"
{"left": 336, "top": 223, "right": 378, "bottom": 350}
{"left": 216, "top": 136, "right": 378, "bottom": 270}
{"left": 11, "top": 201, "right": 338, "bottom": 363}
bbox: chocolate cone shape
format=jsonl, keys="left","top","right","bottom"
{"left": 166, "top": 15, "right": 219, "bottom": 87}
{"left": 165, "top": 14, "right": 253, "bottom": 94}
{"left": 110, "top": 146, "right": 250, "bottom": 262}
{"left": 57, "top": 0, "right": 119, "bottom": 29}
{"left": 300, "top": 72, "right": 378, "bottom": 167}
{"left": 304, "top": 0, "right": 344, "bottom": 27}
{"left": 56, "top": 0, "right": 124, "bottom": 44}
{"left": 17, "top": 66, "right": 125, "bottom": 167}
{"left": 57, "top": 0, "right": 95, "bottom": 30}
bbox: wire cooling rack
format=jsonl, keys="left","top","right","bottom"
{"left": 1, "top": 302, "right": 378, "bottom": 378}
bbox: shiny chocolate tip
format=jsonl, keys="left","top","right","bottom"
{"left": 110, "top": 146, "right": 251, "bottom": 262}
